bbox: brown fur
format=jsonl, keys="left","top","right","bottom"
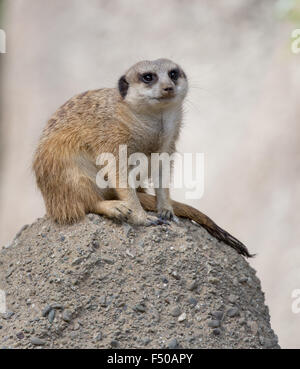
{"left": 33, "top": 59, "right": 251, "bottom": 257}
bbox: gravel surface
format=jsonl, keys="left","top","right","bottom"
{"left": 0, "top": 213, "right": 280, "bottom": 349}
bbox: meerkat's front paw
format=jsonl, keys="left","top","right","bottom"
{"left": 157, "top": 206, "right": 175, "bottom": 220}
{"left": 112, "top": 202, "right": 133, "bottom": 221}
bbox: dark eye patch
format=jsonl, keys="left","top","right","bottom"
{"left": 168, "top": 68, "right": 180, "bottom": 81}
{"left": 139, "top": 72, "right": 158, "bottom": 84}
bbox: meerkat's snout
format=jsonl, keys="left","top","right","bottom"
{"left": 159, "top": 84, "right": 175, "bottom": 99}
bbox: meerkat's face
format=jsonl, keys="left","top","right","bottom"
{"left": 118, "top": 59, "right": 188, "bottom": 112}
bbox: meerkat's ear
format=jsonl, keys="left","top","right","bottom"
{"left": 118, "top": 75, "right": 129, "bottom": 98}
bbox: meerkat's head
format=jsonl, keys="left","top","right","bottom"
{"left": 118, "top": 58, "right": 188, "bottom": 112}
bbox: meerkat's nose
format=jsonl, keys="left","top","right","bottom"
{"left": 161, "top": 86, "right": 175, "bottom": 97}
{"left": 163, "top": 86, "right": 174, "bottom": 92}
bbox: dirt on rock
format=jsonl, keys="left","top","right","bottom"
{"left": 0, "top": 213, "right": 280, "bottom": 349}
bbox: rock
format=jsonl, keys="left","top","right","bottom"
{"left": 110, "top": 340, "right": 119, "bottom": 348}
{"left": 170, "top": 306, "right": 181, "bottom": 317}
{"left": 170, "top": 271, "right": 181, "bottom": 280}
{"left": 134, "top": 304, "right": 146, "bottom": 313}
{"left": 264, "top": 338, "right": 276, "bottom": 349}
{"left": 142, "top": 337, "right": 151, "bottom": 346}
{"left": 228, "top": 294, "right": 238, "bottom": 304}
{"left": 2, "top": 311, "right": 14, "bottom": 320}
{"left": 186, "top": 280, "right": 197, "bottom": 291}
{"left": 227, "top": 307, "right": 240, "bottom": 318}
{"left": 168, "top": 338, "right": 179, "bottom": 349}
{"left": 248, "top": 321, "right": 258, "bottom": 335}
{"left": 41, "top": 305, "right": 52, "bottom": 317}
{"left": 94, "top": 332, "right": 103, "bottom": 341}
{"left": 99, "top": 295, "right": 107, "bottom": 307}
{"left": 212, "top": 311, "right": 224, "bottom": 321}
{"left": 178, "top": 312, "right": 187, "bottom": 322}
{"left": 30, "top": 337, "right": 46, "bottom": 346}
{"left": 48, "top": 309, "right": 55, "bottom": 324}
{"left": 208, "top": 320, "right": 220, "bottom": 328}
{"left": 16, "top": 332, "right": 24, "bottom": 340}
{"left": 0, "top": 215, "right": 280, "bottom": 349}
{"left": 51, "top": 303, "right": 63, "bottom": 310}
{"left": 161, "top": 276, "right": 168, "bottom": 284}
{"left": 62, "top": 310, "right": 72, "bottom": 323}
{"left": 187, "top": 297, "right": 198, "bottom": 306}
{"left": 72, "top": 257, "right": 84, "bottom": 266}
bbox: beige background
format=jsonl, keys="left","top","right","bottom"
{"left": 0, "top": 0, "right": 300, "bottom": 348}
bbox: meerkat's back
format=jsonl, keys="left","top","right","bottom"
{"left": 33, "top": 88, "right": 127, "bottom": 223}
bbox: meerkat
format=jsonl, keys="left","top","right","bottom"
{"left": 33, "top": 58, "right": 251, "bottom": 257}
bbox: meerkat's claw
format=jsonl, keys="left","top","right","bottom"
{"left": 172, "top": 215, "right": 180, "bottom": 224}
{"left": 158, "top": 209, "right": 174, "bottom": 221}
{"left": 115, "top": 204, "right": 132, "bottom": 221}
{"left": 146, "top": 216, "right": 170, "bottom": 227}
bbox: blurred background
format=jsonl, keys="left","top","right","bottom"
{"left": 0, "top": 0, "right": 299, "bottom": 348}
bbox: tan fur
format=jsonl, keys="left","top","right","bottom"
{"left": 33, "top": 59, "right": 251, "bottom": 257}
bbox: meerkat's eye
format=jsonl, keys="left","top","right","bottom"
{"left": 142, "top": 73, "right": 155, "bottom": 84}
{"left": 169, "top": 69, "right": 179, "bottom": 81}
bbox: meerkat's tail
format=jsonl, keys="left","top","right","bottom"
{"left": 137, "top": 192, "right": 253, "bottom": 258}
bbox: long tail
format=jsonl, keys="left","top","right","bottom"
{"left": 137, "top": 192, "right": 253, "bottom": 258}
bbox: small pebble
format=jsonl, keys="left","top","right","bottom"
{"left": 99, "top": 295, "right": 107, "bottom": 307}
{"left": 212, "top": 311, "right": 224, "bottom": 320}
{"left": 228, "top": 294, "right": 238, "bottom": 304}
{"left": 51, "top": 303, "right": 63, "bottom": 310}
{"left": 62, "top": 310, "right": 72, "bottom": 323}
{"left": 187, "top": 280, "right": 197, "bottom": 291}
{"left": 2, "top": 311, "right": 14, "bottom": 320}
{"left": 111, "top": 340, "right": 119, "bottom": 348}
{"left": 178, "top": 312, "right": 186, "bottom": 322}
{"left": 48, "top": 309, "right": 55, "bottom": 324}
{"left": 171, "top": 271, "right": 180, "bottom": 280}
{"left": 170, "top": 306, "right": 181, "bottom": 317}
{"left": 208, "top": 320, "right": 220, "bottom": 328}
{"left": 227, "top": 307, "right": 239, "bottom": 318}
{"left": 187, "top": 297, "right": 197, "bottom": 306}
{"left": 142, "top": 337, "right": 151, "bottom": 346}
{"left": 16, "top": 332, "right": 24, "bottom": 340}
{"left": 134, "top": 304, "right": 146, "bottom": 313}
{"left": 161, "top": 276, "right": 168, "bottom": 284}
{"left": 247, "top": 321, "right": 258, "bottom": 335}
{"left": 94, "top": 332, "right": 103, "bottom": 342}
{"left": 42, "top": 305, "right": 52, "bottom": 317}
{"left": 30, "top": 337, "right": 46, "bottom": 346}
{"left": 168, "top": 338, "right": 178, "bottom": 349}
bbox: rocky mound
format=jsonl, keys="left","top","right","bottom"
{"left": 0, "top": 213, "right": 279, "bottom": 349}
